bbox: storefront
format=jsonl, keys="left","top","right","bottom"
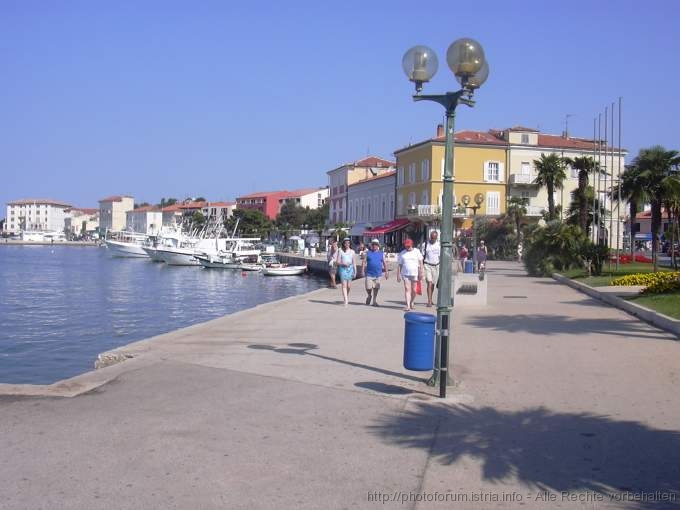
{"left": 363, "top": 218, "right": 410, "bottom": 253}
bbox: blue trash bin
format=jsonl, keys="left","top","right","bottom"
{"left": 464, "top": 260, "right": 474, "bottom": 273}
{"left": 403, "top": 312, "right": 435, "bottom": 371}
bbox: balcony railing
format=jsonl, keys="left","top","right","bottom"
{"left": 525, "top": 205, "right": 544, "bottom": 216}
{"left": 509, "top": 173, "right": 535, "bottom": 185}
{"left": 407, "top": 205, "right": 468, "bottom": 218}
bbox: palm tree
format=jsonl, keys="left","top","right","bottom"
{"left": 631, "top": 146, "right": 680, "bottom": 271}
{"left": 564, "top": 156, "right": 598, "bottom": 232}
{"left": 533, "top": 153, "right": 567, "bottom": 221}
{"left": 566, "top": 186, "right": 605, "bottom": 233}
{"left": 614, "top": 165, "right": 648, "bottom": 259}
{"left": 506, "top": 196, "right": 528, "bottom": 237}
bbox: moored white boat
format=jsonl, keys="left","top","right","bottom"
{"left": 262, "top": 265, "right": 307, "bottom": 276}
{"left": 260, "top": 254, "right": 307, "bottom": 276}
{"left": 105, "top": 231, "right": 149, "bottom": 258}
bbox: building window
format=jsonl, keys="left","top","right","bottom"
{"left": 521, "top": 134, "right": 529, "bottom": 144}
{"left": 408, "top": 192, "right": 416, "bottom": 207}
{"left": 421, "top": 159, "right": 430, "bottom": 181}
{"left": 486, "top": 192, "right": 500, "bottom": 215}
{"left": 397, "top": 166, "right": 405, "bottom": 186}
{"left": 421, "top": 190, "right": 429, "bottom": 206}
{"left": 397, "top": 194, "right": 404, "bottom": 215}
{"left": 484, "top": 161, "right": 502, "bottom": 182}
{"left": 408, "top": 163, "right": 416, "bottom": 183}
{"left": 521, "top": 162, "right": 531, "bottom": 175}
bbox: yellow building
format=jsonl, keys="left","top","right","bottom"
{"left": 394, "top": 125, "right": 507, "bottom": 235}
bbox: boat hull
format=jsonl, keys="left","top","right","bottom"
{"left": 262, "top": 266, "right": 307, "bottom": 276}
{"left": 105, "top": 240, "right": 149, "bottom": 258}
{"left": 195, "top": 255, "right": 241, "bottom": 269}
{"left": 156, "top": 248, "right": 200, "bottom": 266}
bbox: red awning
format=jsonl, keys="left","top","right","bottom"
{"left": 363, "top": 218, "right": 410, "bottom": 235}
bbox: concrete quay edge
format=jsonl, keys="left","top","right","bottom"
{"left": 553, "top": 272, "right": 680, "bottom": 340}
{"left": 0, "top": 286, "right": 331, "bottom": 398}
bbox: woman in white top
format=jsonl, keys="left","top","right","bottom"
{"left": 335, "top": 238, "right": 357, "bottom": 306}
{"left": 396, "top": 238, "right": 424, "bottom": 311}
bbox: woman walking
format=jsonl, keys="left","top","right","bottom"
{"left": 327, "top": 239, "right": 338, "bottom": 288}
{"left": 336, "top": 237, "right": 356, "bottom": 306}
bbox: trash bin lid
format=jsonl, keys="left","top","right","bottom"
{"left": 404, "top": 311, "right": 436, "bottom": 323}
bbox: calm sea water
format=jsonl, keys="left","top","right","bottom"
{"left": 0, "top": 245, "right": 324, "bottom": 385}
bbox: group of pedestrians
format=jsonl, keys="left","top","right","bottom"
{"left": 326, "top": 231, "right": 444, "bottom": 310}
{"left": 327, "top": 237, "right": 388, "bottom": 307}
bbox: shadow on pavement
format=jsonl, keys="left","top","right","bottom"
{"left": 247, "top": 343, "right": 426, "bottom": 383}
{"left": 354, "top": 382, "right": 414, "bottom": 395}
{"left": 307, "top": 298, "right": 406, "bottom": 310}
{"left": 558, "top": 299, "right": 610, "bottom": 308}
{"left": 464, "top": 314, "right": 670, "bottom": 340}
{"left": 369, "top": 403, "right": 680, "bottom": 508}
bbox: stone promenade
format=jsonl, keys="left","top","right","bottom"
{"left": 1, "top": 261, "right": 679, "bottom": 509}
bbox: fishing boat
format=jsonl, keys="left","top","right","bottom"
{"left": 195, "top": 239, "right": 261, "bottom": 269}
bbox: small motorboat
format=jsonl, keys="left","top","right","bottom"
{"left": 262, "top": 265, "right": 307, "bottom": 276}
{"left": 260, "top": 255, "right": 306, "bottom": 276}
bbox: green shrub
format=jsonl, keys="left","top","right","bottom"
{"left": 523, "top": 221, "right": 592, "bottom": 276}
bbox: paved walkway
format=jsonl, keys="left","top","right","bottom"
{"left": 1, "top": 262, "right": 679, "bottom": 509}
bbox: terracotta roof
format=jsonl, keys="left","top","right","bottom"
{"left": 98, "top": 195, "right": 133, "bottom": 203}
{"left": 635, "top": 209, "right": 670, "bottom": 219}
{"left": 283, "top": 187, "right": 326, "bottom": 198}
{"left": 353, "top": 156, "right": 395, "bottom": 168}
{"left": 451, "top": 131, "right": 508, "bottom": 145}
{"left": 396, "top": 128, "right": 625, "bottom": 153}
{"left": 349, "top": 170, "right": 396, "bottom": 187}
{"left": 129, "top": 205, "right": 161, "bottom": 213}
{"left": 205, "top": 201, "right": 235, "bottom": 207}
{"left": 237, "top": 191, "right": 288, "bottom": 199}
{"left": 67, "top": 207, "right": 98, "bottom": 215}
{"left": 537, "top": 134, "right": 623, "bottom": 152}
{"left": 178, "top": 201, "right": 207, "bottom": 209}
{"left": 161, "top": 204, "right": 183, "bottom": 212}
{"left": 8, "top": 198, "right": 72, "bottom": 207}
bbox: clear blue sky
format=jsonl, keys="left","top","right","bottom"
{"left": 2, "top": 0, "right": 678, "bottom": 211}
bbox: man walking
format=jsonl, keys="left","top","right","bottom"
{"left": 362, "top": 239, "right": 388, "bottom": 306}
{"left": 421, "top": 230, "right": 441, "bottom": 307}
{"left": 396, "top": 238, "right": 424, "bottom": 311}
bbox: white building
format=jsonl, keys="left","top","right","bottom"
{"left": 499, "top": 126, "right": 627, "bottom": 248}
{"left": 126, "top": 206, "right": 163, "bottom": 234}
{"left": 327, "top": 156, "right": 395, "bottom": 225}
{"left": 346, "top": 171, "right": 396, "bottom": 239}
{"left": 98, "top": 195, "right": 134, "bottom": 232}
{"left": 64, "top": 208, "right": 99, "bottom": 237}
{"left": 279, "top": 188, "right": 328, "bottom": 211}
{"left": 5, "top": 199, "right": 72, "bottom": 234}
{"left": 202, "top": 201, "right": 236, "bottom": 223}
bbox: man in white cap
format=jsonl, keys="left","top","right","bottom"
{"left": 362, "top": 238, "right": 388, "bottom": 306}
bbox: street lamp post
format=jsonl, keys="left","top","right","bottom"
{"left": 461, "top": 193, "right": 485, "bottom": 271}
{"left": 402, "top": 38, "right": 488, "bottom": 398}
